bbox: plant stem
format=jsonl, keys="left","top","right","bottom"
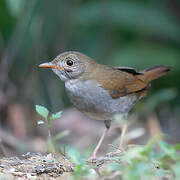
{"left": 45, "top": 117, "right": 56, "bottom": 153}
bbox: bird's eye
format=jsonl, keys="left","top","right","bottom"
{"left": 66, "top": 59, "right": 74, "bottom": 66}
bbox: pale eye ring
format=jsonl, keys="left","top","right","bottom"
{"left": 66, "top": 59, "right": 74, "bottom": 66}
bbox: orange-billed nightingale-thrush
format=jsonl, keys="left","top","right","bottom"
{"left": 39, "top": 51, "right": 171, "bottom": 160}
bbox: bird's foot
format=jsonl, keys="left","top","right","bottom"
{"left": 106, "top": 144, "right": 124, "bottom": 157}
{"left": 106, "top": 150, "right": 122, "bottom": 157}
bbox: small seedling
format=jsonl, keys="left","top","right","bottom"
{"left": 35, "top": 105, "right": 70, "bottom": 153}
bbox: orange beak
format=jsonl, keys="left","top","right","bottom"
{"left": 39, "top": 62, "right": 65, "bottom": 70}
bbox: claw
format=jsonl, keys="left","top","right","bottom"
{"left": 106, "top": 150, "right": 122, "bottom": 157}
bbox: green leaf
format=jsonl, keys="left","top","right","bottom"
{"left": 122, "top": 146, "right": 145, "bottom": 164}
{"left": 65, "top": 146, "right": 83, "bottom": 164}
{"left": 172, "top": 162, "right": 180, "bottom": 179}
{"left": 35, "top": 105, "right": 49, "bottom": 119}
{"left": 143, "top": 134, "right": 163, "bottom": 155}
{"left": 53, "top": 130, "right": 70, "bottom": 140}
{"left": 159, "top": 141, "right": 179, "bottom": 161}
{"left": 50, "top": 111, "right": 62, "bottom": 121}
{"left": 128, "top": 162, "right": 153, "bottom": 179}
{"left": 107, "top": 162, "right": 122, "bottom": 171}
{"left": 72, "top": 163, "right": 89, "bottom": 178}
{"left": 173, "top": 144, "right": 180, "bottom": 151}
{"left": 37, "top": 120, "right": 45, "bottom": 125}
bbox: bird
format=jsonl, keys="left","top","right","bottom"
{"left": 39, "top": 51, "right": 171, "bottom": 160}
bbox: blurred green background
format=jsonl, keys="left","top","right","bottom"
{"left": 0, "top": 0, "right": 180, "bottom": 155}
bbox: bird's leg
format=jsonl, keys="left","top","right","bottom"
{"left": 88, "top": 128, "right": 109, "bottom": 160}
{"left": 107, "top": 115, "right": 128, "bottom": 157}
{"left": 118, "top": 113, "right": 128, "bottom": 150}
{"left": 119, "top": 122, "right": 128, "bottom": 149}
{"left": 87, "top": 120, "right": 111, "bottom": 161}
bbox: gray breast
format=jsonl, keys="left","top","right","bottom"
{"left": 65, "top": 79, "right": 137, "bottom": 120}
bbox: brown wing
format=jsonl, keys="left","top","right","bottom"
{"left": 95, "top": 66, "right": 148, "bottom": 99}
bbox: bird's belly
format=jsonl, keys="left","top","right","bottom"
{"left": 65, "top": 80, "right": 137, "bottom": 120}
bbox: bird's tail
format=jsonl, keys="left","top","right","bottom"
{"left": 138, "top": 65, "right": 171, "bottom": 83}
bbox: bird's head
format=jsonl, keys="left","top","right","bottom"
{"left": 39, "top": 51, "right": 96, "bottom": 81}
